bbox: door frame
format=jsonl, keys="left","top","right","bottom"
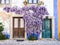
{"left": 13, "top": 17, "right": 25, "bottom": 39}
{"left": 13, "top": 17, "right": 25, "bottom": 38}
{"left": 40, "top": 16, "right": 55, "bottom": 40}
{"left": 10, "top": 15, "right": 27, "bottom": 40}
{"left": 42, "top": 16, "right": 52, "bottom": 38}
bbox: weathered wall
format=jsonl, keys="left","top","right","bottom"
{"left": 0, "top": 0, "right": 55, "bottom": 39}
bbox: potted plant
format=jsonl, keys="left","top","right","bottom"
{"left": 28, "top": 35, "right": 35, "bottom": 41}
{"left": 28, "top": 33, "right": 38, "bottom": 41}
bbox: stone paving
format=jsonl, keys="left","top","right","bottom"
{"left": 0, "top": 40, "right": 60, "bottom": 45}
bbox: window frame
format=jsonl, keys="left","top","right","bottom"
{"left": 0, "top": 0, "right": 2, "bottom": 4}
{"left": 33, "top": 0, "right": 38, "bottom": 4}
{"left": 27, "top": 0, "right": 38, "bottom": 4}
{"left": 5, "top": 0, "right": 10, "bottom": 4}
{"left": 0, "top": 0, "right": 10, "bottom": 4}
{"left": 28, "top": 0, "right": 32, "bottom": 4}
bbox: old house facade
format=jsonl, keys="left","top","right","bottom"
{"left": 0, "top": 0, "right": 59, "bottom": 40}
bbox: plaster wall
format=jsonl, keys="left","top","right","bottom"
{"left": 0, "top": 0, "right": 55, "bottom": 39}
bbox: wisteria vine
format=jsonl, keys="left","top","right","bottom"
{"left": 3, "top": 5, "right": 49, "bottom": 39}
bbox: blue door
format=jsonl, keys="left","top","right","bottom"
{"left": 42, "top": 16, "right": 52, "bottom": 38}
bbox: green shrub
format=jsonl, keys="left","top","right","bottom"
{"left": 0, "top": 23, "right": 4, "bottom": 32}
{"left": 0, "top": 22, "right": 6, "bottom": 40}
{"left": 0, "top": 33, "right": 6, "bottom": 40}
{"left": 0, "top": 26, "right": 4, "bottom": 32}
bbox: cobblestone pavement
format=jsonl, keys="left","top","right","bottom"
{"left": 0, "top": 40, "right": 60, "bottom": 45}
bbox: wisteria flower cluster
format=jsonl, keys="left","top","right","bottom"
{"left": 3, "top": 5, "right": 49, "bottom": 39}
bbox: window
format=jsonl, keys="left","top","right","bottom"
{"left": 0, "top": 0, "right": 2, "bottom": 4}
{"left": 5, "top": 0, "right": 10, "bottom": 4}
{"left": 20, "top": 18, "right": 24, "bottom": 28}
{"left": 33, "top": 0, "right": 38, "bottom": 3}
{"left": 27, "top": 0, "right": 38, "bottom": 4}
{"left": 0, "top": 0, "right": 10, "bottom": 4}
{"left": 14, "top": 18, "right": 18, "bottom": 28}
{"left": 28, "top": 0, "right": 32, "bottom": 3}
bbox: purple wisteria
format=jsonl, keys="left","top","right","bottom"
{"left": 3, "top": 5, "right": 49, "bottom": 39}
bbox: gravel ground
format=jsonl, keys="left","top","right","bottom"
{"left": 0, "top": 40, "right": 60, "bottom": 45}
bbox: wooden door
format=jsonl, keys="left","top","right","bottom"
{"left": 13, "top": 17, "right": 25, "bottom": 38}
{"left": 42, "top": 16, "right": 52, "bottom": 38}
